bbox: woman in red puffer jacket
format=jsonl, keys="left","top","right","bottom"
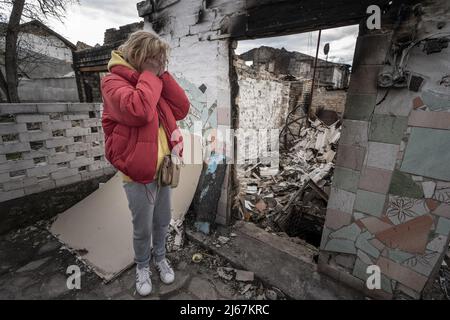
{"left": 101, "top": 31, "right": 189, "bottom": 297}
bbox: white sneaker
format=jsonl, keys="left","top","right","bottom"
{"left": 154, "top": 258, "right": 175, "bottom": 284}
{"left": 135, "top": 266, "right": 152, "bottom": 296}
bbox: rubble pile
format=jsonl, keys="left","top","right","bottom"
{"left": 166, "top": 219, "right": 185, "bottom": 252}
{"left": 236, "top": 118, "right": 341, "bottom": 247}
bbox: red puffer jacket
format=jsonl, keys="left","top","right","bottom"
{"left": 101, "top": 65, "right": 190, "bottom": 184}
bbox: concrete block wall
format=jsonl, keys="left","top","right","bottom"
{"left": 0, "top": 103, "right": 114, "bottom": 203}
{"left": 319, "top": 0, "right": 450, "bottom": 299}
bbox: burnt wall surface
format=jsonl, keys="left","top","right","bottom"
{"left": 319, "top": 0, "right": 450, "bottom": 300}
{"left": 311, "top": 88, "right": 348, "bottom": 114}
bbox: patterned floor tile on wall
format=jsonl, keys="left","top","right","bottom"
{"left": 324, "top": 238, "right": 357, "bottom": 255}
{"left": 377, "top": 256, "right": 428, "bottom": 293}
{"left": 332, "top": 167, "right": 360, "bottom": 193}
{"left": 355, "top": 231, "right": 381, "bottom": 259}
{"left": 375, "top": 215, "right": 433, "bottom": 254}
{"left": 327, "top": 187, "right": 356, "bottom": 215}
{"left": 352, "top": 258, "right": 393, "bottom": 293}
{"left": 323, "top": 208, "right": 353, "bottom": 231}
{"left": 357, "top": 216, "right": 393, "bottom": 234}
{"left": 354, "top": 189, "right": 387, "bottom": 217}
{"left": 329, "top": 223, "right": 362, "bottom": 242}
{"left": 402, "top": 250, "right": 441, "bottom": 277}
{"left": 335, "top": 144, "right": 366, "bottom": 171}
{"left": 433, "top": 203, "right": 450, "bottom": 218}
{"left": 433, "top": 181, "right": 450, "bottom": 204}
{"left": 422, "top": 181, "right": 436, "bottom": 198}
{"left": 366, "top": 142, "right": 399, "bottom": 171}
{"left": 368, "top": 114, "right": 409, "bottom": 145}
{"left": 426, "top": 234, "right": 448, "bottom": 253}
{"left": 385, "top": 248, "right": 414, "bottom": 264}
{"left": 436, "top": 217, "right": 450, "bottom": 235}
{"left": 385, "top": 195, "right": 429, "bottom": 225}
{"left": 401, "top": 127, "right": 450, "bottom": 180}
{"left": 408, "top": 110, "right": 450, "bottom": 130}
{"left": 388, "top": 170, "right": 424, "bottom": 199}
{"left": 358, "top": 166, "right": 393, "bottom": 194}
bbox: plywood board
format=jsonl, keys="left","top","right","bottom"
{"left": 50, "top": 133, "right": 203, "bottom": 281}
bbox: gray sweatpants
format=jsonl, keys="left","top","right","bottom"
{"left": 123, "top": 181, "right": 172, "bottom": 269}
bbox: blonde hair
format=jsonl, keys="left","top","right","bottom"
{"left": 118, "top": 30, "right": 170, "bottom": 72}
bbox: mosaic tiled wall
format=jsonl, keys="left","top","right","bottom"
{"left": 319, "top": 0, "right": 450, "bottom": 299}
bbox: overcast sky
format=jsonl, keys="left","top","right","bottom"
{"left": 48, "top": 0, "right": 140, "bottom": 46}
{"left": 236, "top": 25, "right": 359, "bottom": 65}
{"left": 48, "top": 1, "right": 358, "bottom": 65}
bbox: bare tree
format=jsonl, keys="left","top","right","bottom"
{"left": 0, "top": 0, "right": 77, "bottom": 102}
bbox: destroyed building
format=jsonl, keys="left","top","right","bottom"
{"left": 233, "top": 54, "right": 341, "bottom": 248}
{"left": 134, "top": 0, "right": 450, "bottom": 300}
{"left": 240, "top": 46, "right": 351, "bottom": 89}
{"left": 72, "top": 21, "right": 144, "bottom": 103}
{"left": 1, "top": 0, "right": 450, "bottom": 300}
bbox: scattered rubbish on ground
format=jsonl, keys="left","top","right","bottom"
{"left": 192, "top": 253, "right": 203, "bottom": 263}
{"left": 217, "top": 236, "right": 230, "bottom": 245}
{"left": 166, "top": 219, "right": 186, "bottom": 252}
{"left": 236, "top": 118, "right": 341, "bottom": 247}
{"left": 235, "top": 270, "right": 255, "bottom": 282}
{"left": 217, "top": 267, "right": 234, "bottom": 281}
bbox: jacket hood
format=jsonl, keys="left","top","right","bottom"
{"left": 107, "top": 50, "right": 136, "bottom": 72}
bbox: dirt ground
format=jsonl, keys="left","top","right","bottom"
{"left": 0, "top": 219, "right": 287, "bottom": 300}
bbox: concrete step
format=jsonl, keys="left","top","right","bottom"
{"left": 186, "top": 221, "right": 364, "bottom": 300}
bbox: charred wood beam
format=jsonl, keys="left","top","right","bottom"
{"left": 230, "top": 0, "right": 411, "bottom": 39}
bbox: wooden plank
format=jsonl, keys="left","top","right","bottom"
{"left": 230, "top": 0, "right": 401, "bottom": 39}
{"left": 79, "top": 65, "right": 108, "bottom": 73}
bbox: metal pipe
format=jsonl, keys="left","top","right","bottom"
{"left": 307, "top": 29, "right": 322, "bottom": 121}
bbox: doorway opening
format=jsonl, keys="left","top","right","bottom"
{"left": 231, "top": 25, "right": 358, "bottom": 250}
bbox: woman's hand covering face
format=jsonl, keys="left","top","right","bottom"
{"left": 141, "top": 58, "right": 164, "bottom": 76}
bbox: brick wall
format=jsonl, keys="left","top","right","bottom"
{"left": 311, "top": 88, "right": 347, "bottom": 114}
{"left": 104, "top": 22, "right": 144, "bottom": 45}
{"left": 235, "top": 59, "right": 291, "bottom": 130}
{"left": 0, "top": 103, "right": 114, "bottom": 203}
{"left": 234, "top": 59, "right": 291, "bottom": 163}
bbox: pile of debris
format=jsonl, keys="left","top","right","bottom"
{"left": 216, "top": 266, "right": 285, "bottom": 300}
{"left": 236, "top": 118, "right": 341, "bottom": 247}
{"left": 166, "top": 219, "right": 185, "bottom": 252}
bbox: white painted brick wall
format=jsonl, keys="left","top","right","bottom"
{"left": 0, "top": 103, "right": 113, "bottom": 202}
